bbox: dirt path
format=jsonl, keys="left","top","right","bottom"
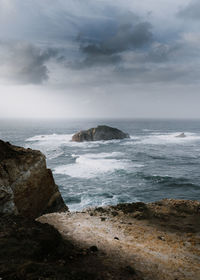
{"left": 38, "top": 199, "right": 200, "bottom": 280}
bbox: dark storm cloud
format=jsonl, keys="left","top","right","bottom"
{"left": 0, "top": 42, "right": 57, "bottom": 84}
{"left": 78, "top": 21, "right": 153, "bottom": 66}
{"left": 0, "top": 0, "right": 199, "bottom": 88}
{"left": 115, "top": 63, "right": 199, "bottom": 84}
{"left": 81, "top": 22, "right": 153, "bottom": 55}
{"left": 178, "top": 0, "right": 200, "bottom": 19}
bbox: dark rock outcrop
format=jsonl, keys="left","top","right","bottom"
{"left": 0, "top": 213, "right": 97, "bottom": 280}
{"left": 0, "top": 140, "right": 68, "bottom": 218}
{"left": 72, "top": 125, "right": 130, "bottom": 142}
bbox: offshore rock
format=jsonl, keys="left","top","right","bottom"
{"left": 0, "top": 140, "right": 68, "bottom": 218}
{"left": 175, "top": 132, "right": 186, "bottom": 138}
{"left": 72, "top": 125, "right": 130, "bottom": 142}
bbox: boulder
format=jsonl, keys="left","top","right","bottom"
{"left": 72, "top": 125, "right": 130, "bottom": 142}
{"left": 0, "top": 140, "right": 68, "bottom": 218}
{"left": 175, "top": 133, "right": 186, "bottom": 138}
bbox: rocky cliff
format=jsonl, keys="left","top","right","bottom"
{"left": 72, "top": 125, "right": 130, "bottom": 142}
{"left": 0, "top": 140, "right": 67, "bottom": 218}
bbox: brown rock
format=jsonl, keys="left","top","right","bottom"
{"left": 0, "top": 140, "right": 68, "bottom": 218}
{"left": 72, "top": 125, "right": 130, "bottom": 142}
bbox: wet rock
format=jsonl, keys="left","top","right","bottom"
{"left": 158, "top": 236, "right": 165, "bottom": 241}
{"left": 175, "top": 133, "right": 186, "bottom": 138}
{"left": 0, "top": 140, "right": 68, "bottom": 218}
{"left": 72, "top": 125, "right": 130, "bottom": 142}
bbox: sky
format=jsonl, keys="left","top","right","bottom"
{"left": 0, "top": 0, "right": 200, "bottom": 119}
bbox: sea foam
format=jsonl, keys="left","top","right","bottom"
{"left": 122, "top": 132, "right": 200, "bottom": 146}
{"left": 54, "top": 152, "right": 141, "bottom": 179}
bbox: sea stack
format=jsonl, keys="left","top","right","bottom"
{"left": 175, "top": 133, "right": 186, "bottom": 138}
{"left": 72, "top": 125, "right": 130, "bottom": 142}
{"left": 0, "top": 140, "right": 68, "bottom": 218}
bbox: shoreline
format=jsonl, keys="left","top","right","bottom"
{"left": 1, "top": 139, "right": 200, "bottom": 279}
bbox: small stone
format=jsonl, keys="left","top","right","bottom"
{"left": 111, "top": 211, "right": 118, "bottom": 216}
{"left": 101, "top": 217, "right": 106, "bottom": 221}
{"left": 82, "top": 251, "right": 87, "bottom": 256}
{"left": 89, "top": 246, "right": 98, "bottom": 252}
{"left": 125, "top": 266, "right": 136, "bottom": 275}
{"left": 158, "top": 236, "right": 165, "bottom": 241}
{"left": 114, "top": 237, "right": 119, "bottom": 240}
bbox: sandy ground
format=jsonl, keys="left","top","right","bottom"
{"left": 38, "top": 199, "right": 200, "bottom": 280}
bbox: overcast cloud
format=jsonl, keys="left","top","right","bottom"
{"left": 0, "top": 0, "right": 199, "bottom": 118}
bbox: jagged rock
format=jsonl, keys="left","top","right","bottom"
{"left": 72, "top": 125, "right": 130, "bottom": 142}
{"left": 175, "top": 133, "right": 186, "bottom": 138}
{"left": 0, "top": 140, "right": 68, "bottom": 218}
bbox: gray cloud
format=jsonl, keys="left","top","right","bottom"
{"left": 81, "top": 22, "right": 152, "bottom": 54}
{"left": 145, "top": 43, "right": 180, "bottom": 63}
{"left": 0, "top": 42, "right": 57, "bottom": 84}
{"left": 178, "top": 0, "right": 200, "bottom": 19}
{"left": 0, "top": 0, "right": 199, "bottom": 89}
{"left": 78, "top": 21, "right": 153, "bottom": 67}
{"left": 1, "top": 0, "right": 200, "bottom": 119}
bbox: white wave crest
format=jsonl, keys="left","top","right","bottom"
{"left": 54, "top": 152, "right": 142, "bottom": 179}
{"left": 26, "top": 133, "right": 72, "bottom": 142}
{"left": 122, "top": 132, "right": 200, "bottom": 146}
{"left": 25, "top": 133, "right": 126, "bottom": 150}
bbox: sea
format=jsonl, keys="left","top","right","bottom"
{"left": 1, "top": 118, "right": 200, "bottom": 211}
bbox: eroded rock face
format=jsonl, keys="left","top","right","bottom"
{"left": 0, "top": 140, "right": 68, "bottom": 218}
{"left": 72, "top": 125, "right": 130, "bottom": 142}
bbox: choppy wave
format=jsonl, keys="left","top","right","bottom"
{"left": 136, "top": 173, "right": 200, "bottom": 189}
{"left": 2, "top": 118, "right": 200, "bottom": 211}
{"left": 122, "top": 132, "right": 200, "bottom": 146}
{"left": 25, "top": 132, "right": 134, "bottom": 160}
{"left": 26, "top": 133, "right": 72, "bottom": 142}
{"left": 54, "top": 152, "right": 142, "bottom": 179}
{"left": 64, "top": 192, "right": 139, "bottom": 211}
{"left": 26, "top": 132, "right": 200, "bottom": 151}
{"left": 24, "top": 129, "right": 200, "bottom": 210}
{"left": 26, "top": 133, "right": 100, "bottom": 148}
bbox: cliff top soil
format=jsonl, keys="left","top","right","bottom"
{"left": 38, "top": 199, "right": 200, "bottom": 280}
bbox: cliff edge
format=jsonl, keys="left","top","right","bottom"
{"left": 0, "top": 140, "right": 67, "bottom": 218}
{"left": 39, "top": 199, "right": 200, "bottom": 280}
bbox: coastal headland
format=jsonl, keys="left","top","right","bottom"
{"left": 0, "top": 139, "right": 200, "bottom": 280}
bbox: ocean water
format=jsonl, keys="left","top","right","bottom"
{"left": 1, "top": 118, "right": 200, "bottom": 211}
